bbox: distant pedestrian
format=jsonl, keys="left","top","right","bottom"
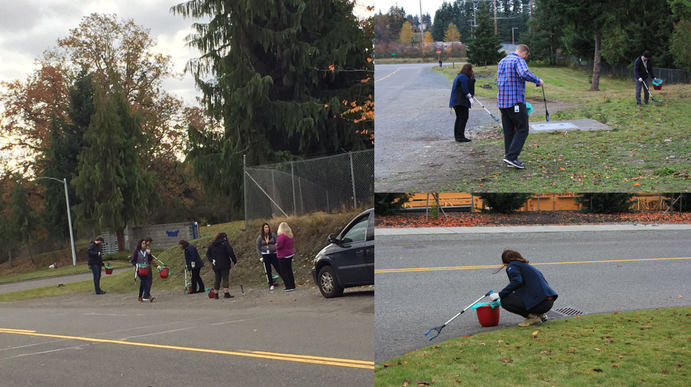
{"left": 276, "top": 222, "right": 296, "bottom": 292}
{"left": 131, "top": 239, "right": 155, "bottom": 302}
{"left": 256, "top": 223, "right": 280, "bottom": 290}
{"left": 449, "top": 63, "right": 476, "bottom": 142}
{"left": 179, "top": 240, "right": 204, "bottom": 293}
{"left": 496, "top": 249, "right": 558, "bottom": 327}
{"left": 206, "top": 232, "right": 237, "bottom": 299}
{"left": 634, "top": 50, "right": 657, "bottom": 105}
{"left": 496, "top": 44, "right": 543, "bottom": 169}
{"left": 87, "top": 236, "right": 106, "bottom": 295}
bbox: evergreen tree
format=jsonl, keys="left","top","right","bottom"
{"left": 576, "top": 193, "right": 634, "bottom": 213}
{"left": 73, "top": 88, "right": 153, "bottom": 248}
{"left": 0, "top": 189, "right": 14, "bottom": 264}
{"left": 467, "top": 3, "right": 504, "bottom": 66}
{"left": 524, "top": 0, "right": 564, "bottom": 64}
{"left": 8, "top": 176, "right": 37, "bottom": 262}
{"left": 478, "top": 193, "right": 532, "bottom": 214}
{"left": 172, "top": 0, "right": 373, "bottom": 214}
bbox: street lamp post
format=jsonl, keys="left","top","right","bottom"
{"left": 37, "top": 177, "right": 77, "bottom": 266}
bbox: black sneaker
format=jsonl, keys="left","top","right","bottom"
{"left": 455, "top": 138, "right": 471, "bottom": 142}
{"left": 224, "top": 293, "right": 233, "bottom": 298}
{"left": 503, "top": 158, "right": 525, "bottom": 169}
{"left": 96, "top": 291, "right": 106, "bottom": 295}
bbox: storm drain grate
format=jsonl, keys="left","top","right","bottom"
{"left": 546, "top": 306, "right": 584, "bottom": 319}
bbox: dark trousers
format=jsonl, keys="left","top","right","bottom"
{"left": 635, "top": 79, "right": 649, "bottom": 104}
{"left": 90, "top": 264, "right": 102, "bottom": 294}
{"left": 213, "top": 268, "right": 230, "bottom": 289}
{"left": 138, "top": 270, "right": 152, "bottom": 299}
{"left": 262, "top": 253, "right": 280, "bottom": 286}
{"left": 453, "top": 105, "right": 469, "bottom": 140}
{"left": 191, "top": 267, "right": 204, "bottom": 293}
{"left": 500, "top": 103, "right": 529, "bottom": 160}
{"left": 279, "top": 257, "right": 295, "bottom": 290}
{"left": 500, "top": 292, "right": 554, "bottom": 318}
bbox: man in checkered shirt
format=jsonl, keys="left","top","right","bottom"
{"left": 496, "top": 44, "right": 544, "bottom": 169}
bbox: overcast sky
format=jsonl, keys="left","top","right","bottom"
{"left": 375, "top": 0, "right": 446, "bottom": 18}
{"left": 0, "top": 0, "right": 374, "bottom": 108}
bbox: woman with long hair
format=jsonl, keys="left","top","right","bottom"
{"left": 497, "top": 249, "right": 558, "bottom": 326}
{"left": 256, "top": 223, "right": 280, "bottom": 290}
{"left": 131, "top": 239, "right": 155, "bottom": 302}
{"left": 276, "top": 222, "right": 296, "bottom": 292}
{"left": 206, "top": 232, "right": 237, "bottom": 299}
{"left": 449, "top": 63, "right": 476, "bottom": 142}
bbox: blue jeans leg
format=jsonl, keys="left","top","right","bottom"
{"left": 90, "top": 264, "right": 102, "bottom": 293}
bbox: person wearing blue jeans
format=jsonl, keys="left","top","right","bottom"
{"left": 131, "top": 239, "right": 155, "bottom": 302}
{"left": 496, "top": 44, "right": 543, "bottom": 169}
{"left": 87, "top": 236, "right": 106, "bottom": 295}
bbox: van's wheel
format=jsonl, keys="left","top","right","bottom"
{"left": 318, "top": 266, "right": 344, "bottom": 298}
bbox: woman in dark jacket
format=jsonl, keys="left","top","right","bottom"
{"left": 179, "top": 240, "right": 204, "bottom": 293}
{"left": 206, "top": 232, "right": 237, "bottom": 299}
{"left": 256, "top": 223, "right": 280, "bottom": 290}
{"left": 497, "top": 249, "right": 558, "bottom": 326}
{"left": 131, "top": 239, "right": 155, "bottom": 302}
{"left": 449, "top": 64, "right": 476, "bottom": 142}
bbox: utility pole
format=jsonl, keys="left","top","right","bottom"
{"left": 530, "top": 0, "right": 533, "bottom": 17}
{"left": 493, "top": 0, "right": 498, "bottom": 36}
{"left": 37, "top": 177, "right": 77, "bottom": 266}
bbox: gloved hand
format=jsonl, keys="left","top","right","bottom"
{"left": 489, "top": 293, "right": 500, "bottom": 301}
{"left": 259, "top": 257, "right": 264, "bottom": 262}
{"left": 466, "top": 93, "right": 472, "bottom": 99}
{"left": 212, "top": 259, "right": 216, "bottom": 266}
{"left": 638, "top": 77, "right": 643, "bottom": 83}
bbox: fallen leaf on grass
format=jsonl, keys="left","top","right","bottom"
{"left": 593, "top": 369, "right": 603, "bottom": 372}
{"left": 612, "top": 365, "right": 619, "bottom": 368}
{"left": 417, "top": 380, "right": 431, "bottom": 386}
{"left": 403, "top": 378, "right": 410, "bottom": 386}
{"left": 497, "top": 339, "right": 504, "bottom": 343}
{"left": 594, "top": 348, "right": 601, "bottom": 351}
{"left": 383, "top": 364, "right": 393, "bottom": 368}
{"left": 662, "top": 370, "right": 669, "bottom": 374}
{"left": 567, "top": 349, "right": 576, "bottom": 354}
{"left": 500, "top": 358, "right": 514, "bottom": 363}
{"left": 532, "top": 330, "right": 539, "bottom": 336}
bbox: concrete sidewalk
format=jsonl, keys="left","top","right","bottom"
{"left": 0, "top": 267, "right": 131, "bottom": 295}
{"left": 376, "top": 223, "right": 691, "bottom": 236}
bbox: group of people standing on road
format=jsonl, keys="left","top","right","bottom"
{"left": 87, "top": 221, "right": 297, "bottom": 301}
{"left": 449, "top": 44, "right": 658, "bottom": 170}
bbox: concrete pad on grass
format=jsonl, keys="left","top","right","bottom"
{"left": 529, "top": 119, "right": 612, "bottom": 133}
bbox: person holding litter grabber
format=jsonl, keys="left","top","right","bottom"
{"left": 206, "top": 232, "right": 237, "bottom": 299}
{"left": 256, "top": 223, "right": 280, "bottom": 290}
{"left": 87, "top": 236, "right": 106, "bottom": 295}
{"left": 131, "top": 239, "right": 155, "bottom": 302}
{"left": 179, "top": 240, "right": 204, "bottom": 293}
{"left": 496, "top": 249, "right": 558, "bottom": 327}
{"left": 634, "top": 50, "right": 658, "bottom": 106}
{"left": 496, "top": 44, "right": 543, "bottom": 169}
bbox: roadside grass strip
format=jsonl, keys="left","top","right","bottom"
{"left": 375, "top": 306, "right": 690, "bottom": 386}
{"left": 0, "top": 328, "right": 374, "bottom": 370}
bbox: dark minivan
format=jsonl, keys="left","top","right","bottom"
{"left": 312, "top": 208, "right": 374, "bottom": 298}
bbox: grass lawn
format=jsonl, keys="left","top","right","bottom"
{"left": 433, "top": 65, "right": 690, "bottom": 192}
{"left": 0, "top": 260, "right": 131, "bottom": 285}
{"left": 375, "top": 306, "right": 690, "bottom": 386}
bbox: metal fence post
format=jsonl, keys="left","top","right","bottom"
{"left": 349, "top": 152, "right": 357, "bottom": 208}
{"left": 291, "top": 161, "right": 297, "bottom": 216}
{"left": 243, "top": 155, "right": 248, "bottom": 226}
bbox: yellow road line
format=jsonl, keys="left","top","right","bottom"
{"left": 375, "top": 67, "right": 400, "bottom": 83}
{"left": 376, "top": 257, "right": 691, "bottom": 274}
{"left": 0, "top": 329, "right": 373, "bottom": 370}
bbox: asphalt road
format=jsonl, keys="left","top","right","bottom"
{"left": 374, "top": 63, "right": 503, "bottom": 192}
{"left": 0, "top": 268, "right": 131, "bottom": 295}
{"left": 0, "top": 287, "right": 374, "bottom": 386}
{"left": 374, "top": 227, "right": 691, "bottom": 363}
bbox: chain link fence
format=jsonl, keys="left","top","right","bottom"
{"left": 243, "top": 149, "right": 373, "bottom": 222}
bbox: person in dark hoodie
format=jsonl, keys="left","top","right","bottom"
{"left": 87, "top": 236, "right": 106, "bottom": 295}
{"left": 497, "top": 249, "right": 558, "bottom": 326}
{"left": 256, "top": 223, "right": 280, "bottom": 290}
{"left": 179, "top": 240, "right": 204, "bottom": 293}
{"left": 633, "top": 50, "right": 658, "bottom": 105}
{"left": 131, "top": 239, "right": 155, "bottom": 302}
{"left": 206, "top": 232, "right": 237, "bottom": 299}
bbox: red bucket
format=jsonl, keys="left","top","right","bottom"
{"left": 159, "top": 267, "right": 169, "bottom": 279}
{"left": 207, "top": 288, "right": 215, "bottom": 298}
{"left": 104, "top": 265, "right": 113, "bottom": 275}
{"left": 476, "top": 305, "right": 500, "bottom": 327}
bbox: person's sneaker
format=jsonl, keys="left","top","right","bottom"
{"left": 269, "top": 285, "right": 275, "bottom": 291}
{"left": 540, "top": 314, "right": 548, "bottom": 322}
{"left": 96, "top": 291, "right": 106, "bottom": 295}
{"left": 456, "top": 138, "right": 471, "bottom": 142}
{"left": 138, "top": 297, "right": 143, "bottom": 302}
{"left": 518, "top": 314, "right": 542, "bottom": 326}
{"left": 149, "top": 296, "right": 155, "bottom": 302}
{"left": 284, "top": 288, "right": 295, "bottom": 292}
{"left": 224, "top": 293, "right": 233, "bottom": 298}
{"left": 503, "top": 158, "right": 525, "bottom": 169}
{"left": 142, "top": 298, "right": 150, "bottom": 302}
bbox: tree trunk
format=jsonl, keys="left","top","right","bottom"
{"left": 116, "top": 229, "right": 125, "bottom": 252}
{"left": 590, "top": 31, "right": 602, "bottom": 91}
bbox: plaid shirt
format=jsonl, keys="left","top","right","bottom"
{"left": 496, "top": 53, "right": 541, "bottom": 108}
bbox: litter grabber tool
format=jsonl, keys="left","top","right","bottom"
{"left": 184, "top": 266, "right": 192, "bottom": 293}
{"left": 425, "top": 290, "right": 495, "bottom": 341}
{"left": 639, "top": 79, "right": 659, "bottom": 104}
{"left": 151, "top": 254, "right": 169, "bottom": 279}
{"left": 539, "top": 84, "right": 550, "bottom": 121}
{"left": 471, "top": 96, "right": 500, "bottom": 123}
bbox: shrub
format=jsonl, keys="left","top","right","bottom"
{"left": 477, "top": 193, "right": 532, "bottom": 213}
{"left": 576, "top": 193, "right": 634, "bottom": 213}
